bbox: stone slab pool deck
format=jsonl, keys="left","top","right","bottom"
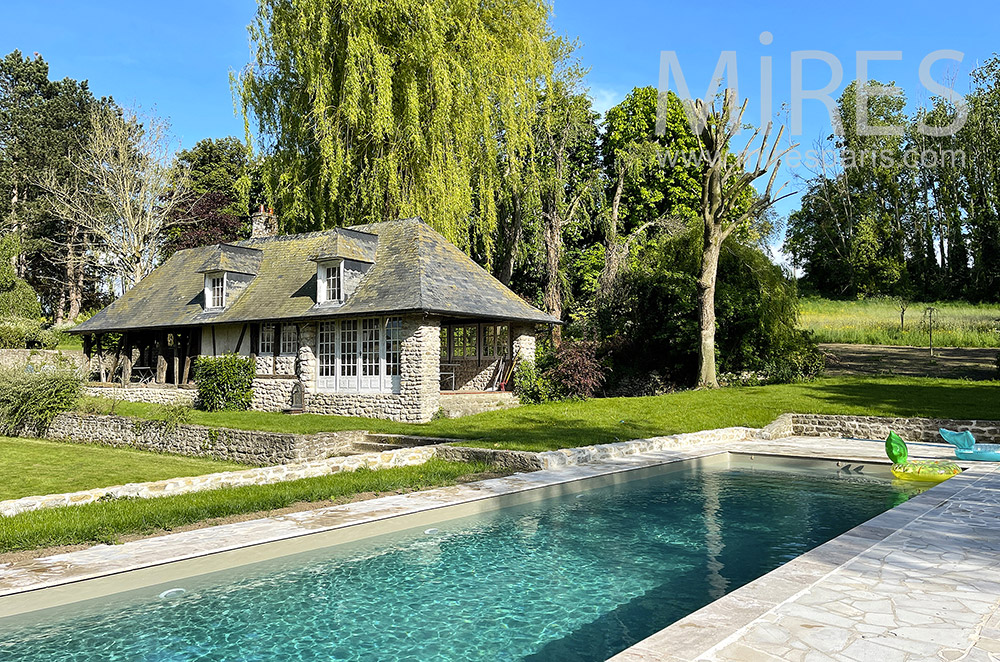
{"left": 1, "top": 434, "right": 998, "bottom": 661}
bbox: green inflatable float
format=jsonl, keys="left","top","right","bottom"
{"left": 885, "top": 431, "right": 960, "bottom": 483}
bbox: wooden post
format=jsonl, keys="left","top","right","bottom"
{"left": 155, "top": 332, "right": 168, "bottom": 384}
{"left": 172, "top": 334, "right": 179, "bottom": 386}
{"left": 121, "top": 333, "right": 132, "bottom": 386}
{"left": 97, "top": 334, "right": 107, "bottom": 382}
{"left": 182, "top": 330, "right": 197, "bottom": 384}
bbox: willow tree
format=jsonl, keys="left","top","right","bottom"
{"left": 235, "top": 0, "right": 552, "bottom": 259}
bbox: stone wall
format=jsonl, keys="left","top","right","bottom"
{"left": 82, "top": 385, "right": 197, "bottom": 407}
{"left": 787, "top": 414, "right": 1000, "bottom": 445}
{"left": 449, "top": 357, "right": 503, "bottom": 391}
{"left": 251, "top": 376, "right": 298, "bottom": 411}
{"left": 40, "top": 412, "right": 363, "bottom": 465}
{"left": 0, "top": 446, "right": 436, "bottom": 517}
{"left": 536, "top": 427, "right": 758, "bottom": 469}
{"left": 512, "top": 323, "right": 537, "bottom": 363}
{"left": 439, "top": 392, "right": 518, "bottom": 418}
{"left": 0, "top": 349, "right": 87, "bottom": 372}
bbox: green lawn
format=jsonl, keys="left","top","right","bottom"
{"left": 799, "top": 297, "right": 1000, "bottom": 347}
{"left": 0, "top": 437, "right": 243, "bottom": 501}
{"left": 90, "top": 377, "right": 1000, "bottom": 452}
{"left": 0, "top": 459, "right": 497, "bottom": 553}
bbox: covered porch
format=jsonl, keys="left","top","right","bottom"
{"left": 81, "top": 328, "right": 201, "bottom": 387}
{"left": 437, "top": 318, "right": 536, "bottom": 393}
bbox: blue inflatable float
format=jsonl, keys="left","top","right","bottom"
{"left": 940, "top": 428, "right": 1000, "bottom": 462}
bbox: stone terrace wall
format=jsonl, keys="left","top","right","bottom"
{"left": 788, "top": 414, "right": 1000, "bottom": 445}
{"left": 40, "top": 412, "right": 362, "bottom": 465}
{"left": 536, "top": 427, "right": 758, "bottom": 469}
{"left": 0, "top": 349, "right": 87, "bottom": 372}
{"left": 83, "top": 385, "right": 197, "bottom": 407}
{"left": 0, "top": 446, "right": 437, "bottom": 517}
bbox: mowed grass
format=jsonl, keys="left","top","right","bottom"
{"left": 91, "top": 377, "right": 1000, "bottom": 452}
{"left": 0, "top": 436, "right": 243, "bottom": 501}
{"left": 799, "top": 297, "right": 1000, "bottom": 347}
{"left": 0, "top": 459, "right": 497, "bottom": 553}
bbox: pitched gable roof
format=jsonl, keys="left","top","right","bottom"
{"left": 73, "top": 218, "right": 559, "bottom": 334}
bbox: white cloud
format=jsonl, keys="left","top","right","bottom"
{"left": 589, "top": 87, "right": 622, "bottom": 117}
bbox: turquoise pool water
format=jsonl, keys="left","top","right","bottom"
{"left": 0, "top": 457, "right": 925, "bottom": 662}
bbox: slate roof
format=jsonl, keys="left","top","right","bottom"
{"left": 72, "top": 218, "right": 559, "bottom": 334}
{"left": 195, "top": 244, "right": 263, "bottom": 275}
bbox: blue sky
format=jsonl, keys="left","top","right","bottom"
{"left": 2, "top": 1, "right": 997, "bottom": 245}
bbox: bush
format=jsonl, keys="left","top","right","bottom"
{"left": 511, "top": 360, "right": 552, "bottom": 404}
{"left": 544, "top": 340, "right": 606, "bottom": 399}
{"left": 193, "top": 354, "right": 256, "bottom": 412}
{"left": 0, "top": 368, "right": 83, "bottom": 435}
{"left": 0, "top": 316, "right": 58, "bottom": 349}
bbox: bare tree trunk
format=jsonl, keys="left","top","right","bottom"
{"left": 697, "top": 227, "right": 722, "bottom": 388}
{"left": 543, "top": 210, "right": 562, "bottom": 344}
{"left": 496, "top": 195, "right": 522, "bottom": 286}
{"left": 66, "top": 224, "right": 84, "bottom": 321}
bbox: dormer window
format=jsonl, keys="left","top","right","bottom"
{"left": 205, "top": 272, "right": 227, "bottom": 309}
{"left": 317, "top": 260, "right": 344, "bottom": 304}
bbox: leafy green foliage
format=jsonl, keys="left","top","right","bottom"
{"left": 511, "top": 360, "right": 552, "bottom": 404}
{"left": 596, "top": 230, "right": 822, "bottom": 388}
{"left": 0, "top": 368, "right": 82, "bottom": 436}
{"left": 236, "top": 0, "right": 552, "bottom": 259}
{"left": 193, "top": 354, "right": 255, "bottom": 412}
{"left": 0, "top": 317, "right": 57, "bottom": 349}
{"left": 0, "top": 50, "right": 105, "bottom": 319}
{"left": 162, "top": 137, "right": 258, "bottom": 258}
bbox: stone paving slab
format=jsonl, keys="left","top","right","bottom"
{"left": 611, "top": 440, "right": 1000, "bottom": 662}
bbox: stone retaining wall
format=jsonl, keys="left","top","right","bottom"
{"left": 83, "top": 385, "right": 197, "bottom": 407}
{"left": 0, "top": 349, "right": 87, "bottom": 372}
{"left": 536, "top": 427, "right": 758, "bottom": 469}
{"left": 787, "top": 414, "right": 1000, "bottom": 444}
{"left": 0, "top": 446, "right": 436, "bottom": 517}
{"left": 41, "top": 412, "right": 362, "bottom": 465}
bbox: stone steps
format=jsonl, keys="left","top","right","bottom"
{"left": 351, "top": 441, "right": 405, "bottom": 452}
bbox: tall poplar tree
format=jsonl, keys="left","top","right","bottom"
{"left": 235, "top": 0, "right": 552, "bottom": 261}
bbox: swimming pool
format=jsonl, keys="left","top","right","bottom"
{"left": 0, "top": 454, "right": 928, "bottom": 662}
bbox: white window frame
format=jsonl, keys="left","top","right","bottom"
{"left": 259, "top": 323, "right": 275, "bottom": 355}
{"left": 279, "top": 324, "right": 298, "bottom": 355}
{"left": 316, "top": 316, "right": 402, "bottom": 395}
{"left": 384, "top": 317, "right": 402, "bottom": 392}
{"left": 318, "top": 321, "right": 337, "bottom": 390}
{"left": 316, "top": 260, "right": 344, "bottom": 305}
{"left": 360, "top": 317, "right": 381, "bottom": 391}
{"left": 204, "top": 272, "right": 227, "bottom": 310}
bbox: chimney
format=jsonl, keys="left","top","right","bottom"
{"left": 251, "top": 204, "right": 277, "bottom": 238}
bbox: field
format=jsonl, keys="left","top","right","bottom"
{"left": 798, "top": 298, "right": 1000, "bottom": 348}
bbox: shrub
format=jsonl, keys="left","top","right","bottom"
{"left": 544, "top": 340, "right": 606, "bottom": 399}
{"left": 511, "top": 360, "right": 552, "bottom": 404}
{"left": 193, "top": 354, "right": 256, "bottom": 412}
{"left": 0, "top": 316, "right": 58, "bottom": 350}
{"left": 0, "top": 368, "right": 83, "bottom": 435}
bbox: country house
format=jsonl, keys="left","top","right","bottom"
{"left": 72, "top": 214, "right": 557, "bottom": 422}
